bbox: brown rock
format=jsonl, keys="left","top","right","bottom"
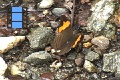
{"left": 75, "top": 56, "right": 84, "bottom": 66}
{"left": 91, "top": 36, "right": 109, "bottom": 49}
{"left": 41, "top": 72, "right": 54, "bottom": 80}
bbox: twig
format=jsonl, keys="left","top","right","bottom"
{"left": 71, "top": 0, "right": 75, "bottom": 27}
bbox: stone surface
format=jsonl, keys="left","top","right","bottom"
{"left": 52, "top": 8, "right": 67, "bottom": 16}
{"left": 41, "top": 72, "right": 54, "bottom": 80}
{"left": 103, "top": 51, "right": 120, "bottom": 77}
{"left": 83, "top": 35, "right": 92, "bottom": 42}
{"left": 91, "top": 36, "right": 109, "bottom": 49}
{"left": 75, "top": 57, "right": 84, "bottom": 66}
{"left": 83, "top": 60, "right": 98, "bottom": 72}
{"left": 85, "top": 51, "right": 99, "bottom": 61}
{"left": 75, "top": 54, "right": 84, "bottom": 66}
{"left": 27, "top": 26, "right": 54, "bottom": 49}
{"left": 0, "top": 57, "right": 8, "bottom": 80}
{"left": 39, "top": 0, "right": 54, "bottom": 8}
{"left": 10, "top": 61, "right": 42, "bottom": 79}
{"left": 23, "top": 51, "right": 52, "bottom": 65}
{"left": 87, "top": 0, "right": 115, "bottom": 33}
{"left": 50, "top": 60, "right": 62, "bottom": 69}
{"left": 101, "top": 24, "right": 115, "bottom": 39}
{"left": 10, "top": 61, "right": 27, "bottom": 76}
{"left": 67, "top": 52, "right": 77, "bottom": 60}
{"left": 0, "top": 36, "right": 25, "bottom": 54}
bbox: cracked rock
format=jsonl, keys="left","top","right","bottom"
{"left": 27, "top": 26, "right": 54, "bottom": 49}
{"left": 103, "top": 51, "right": 120, "bottom": 77}
{"left": 87, "top": 0, "right": 115, "bottom": 33}
{"left": 85, "top": 51, "right": 99, "bottom": 61}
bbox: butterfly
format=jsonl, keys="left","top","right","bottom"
{"left": 51, "top": 15, "right": 82, "bottom": 55}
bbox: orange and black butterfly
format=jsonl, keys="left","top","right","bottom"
{"left": 51, "top": 15, "right": 82, "bottom": 55}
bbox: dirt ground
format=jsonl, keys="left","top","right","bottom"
{"left": 0, "top": 0, "right": 120, "bottom": 80}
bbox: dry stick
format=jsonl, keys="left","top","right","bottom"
{"left": 71, "top": 0, "right": 75, "bottom": 27}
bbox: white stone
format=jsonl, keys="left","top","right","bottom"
{"left": 39, "top": 0, "right": 54, "bottom": 8}
{"left": 0, "top": 57, "right": 7, "bottom": 75}
{"left": 50, "top": 60, "right": 62, "bottom": 69}
{"left": 0, "top": 57, "right": 8, "bottom": 80}
{"left": 10, "top": 65, "right": 21, "bottom": 75}
{"left": 0, "top": 36, "right": 25, "bottom": 54}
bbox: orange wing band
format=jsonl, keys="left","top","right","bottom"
{"left": 72, "top": 34, "right": 82, "bottom": 48}
{"left": 58, "top": 21, "right": 71, "bottom": 33}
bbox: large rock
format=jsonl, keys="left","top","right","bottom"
{"left": 0, "top": 36, "right": 25, "bottom": 54}
{"left": 27, "top": 26, "right": 54, "bottom": 49}
{"left": 103, "top": 51, "right": 120, "bottom": 77}
{"left": 87, "top": 0, "right": 116, "bottom": 36}
{"left": 23, "top": 51, "right": 52, "bottom": 65}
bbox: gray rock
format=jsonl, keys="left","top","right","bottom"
{"left": 62, "top": 61, "right": 75, "bottom": 68}
{"left": 102, "top": 24, "right": 115, "bottom": 39}
{"left": 55, "top": 68, "right": 74, "bottom": 80}
{"left": 52, "top": 8, "right": 67, "bottom": 16}
{"left": 23, "top": 51, "right": 52, "bottom": 65}
{"left": 67, "top": 52, "right": 77, "bottom": 60}
{"left": 103, "top": 51, "right": 120, "bottom": 77}
{"left": 116, "top": 64, "right": 120, "bottom": 78}
{"left": 50, "top": 21, "right": 60, "bottom": 28}
{"left": 87, "top": 0, "right": 115, "bottom": 33}
{"left": 27, "top": 26, "right": 54, "bottom": 49}
{"left": 85, "top": 51, "right": 99, "bottom": 61}
{"left": 91, "top": 36, "right": 109, "bottom": 49}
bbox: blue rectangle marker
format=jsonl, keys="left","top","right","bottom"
{"left": 12, "top": 13, "right": 22, "bottom": 21}
{"left": 12, "top": 7, "right": 22, "bottom": 12}
{"left": 12, "top": 22, "right": 22, "bottom": 28}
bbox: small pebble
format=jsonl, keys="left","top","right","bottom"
{"left": 83, "top": 35, "right": 92, "bottom": 42}
{"left": 50, "top": 21, "right": 59, "bottom": 28}
{"left": 10, "top": 61, "right": 27, "bottom": 76}
{"left": 41, "top": 72, "right": 54, "bottom": 80}
{"left": 67, "top": 52, "right": 77, "bottom": 60}
{"left": 75, "top": 57, "right": 84, "bottom": 66}
{"left": 83, "top": 60, "right": 98, "bottom": 72}
{"left": 39, "top": 0, "right": 54, "bottom": 8}
{"left": 85, "top": 51, "right": 99, "bottom": 61}
{"left": 10, "top": 65, "right": 21, "bottom": 75}
{"left": 52, "top": 8, "right": 67, "bottom": 16}
{"left": 50, "top": 60, "right": 62, "bottom": 69}
{"left": 83, "top": 42, "right": 92, "bottom": 48}
{"left": 43, "top": 10, "right": 49, "bottom": 15}
{"left": 91, "top": 36, "right": 109, "bottom": 49}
